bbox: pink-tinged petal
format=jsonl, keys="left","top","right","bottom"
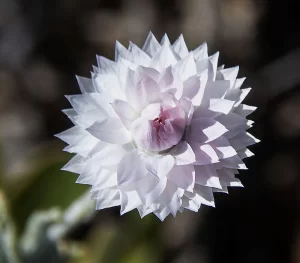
{"left": 194, "top": 165, "right": 222, "bottom": 189}
{"left": 111, "top": 99, "right": 138, "bottom": 130}
{"left": 159, "top": 67, "right": 183, "bottom": 100}
{"left": 168, "top": 164, "right": 195, "bottom": 192}
{"left": 172, "top": 34, "right": 189, "bottom": 58}
{"left": 142, "top": 32, "right": 161, "bottom": 57}
{"left": 182, "top": 76, "right": 202, "bottom": 106}
{"left": 187, "top": 118, "right": 228, "bottom": 143}
{"left": 171, "top": 141, "right": 196, "bottom": 165}
{"left": 193, "top": 42, "right": 208, "bottom": 61}
{"left": 179, "top": 98, "right": 194, "bottom": 125}
{"left": 189, "top": 142, "right": 219, "bottom": 165}
{"left": 125, "top": 69, "right": 160, "bottom": 110}
{"left": 87, "top": 118, "right": 131, "bottom": 144}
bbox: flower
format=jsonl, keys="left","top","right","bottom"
{"left": 56, "top": 32, "right": 259, "bottom": 221}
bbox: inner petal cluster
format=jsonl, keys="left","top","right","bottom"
{"left": 131, "top": 102, "right": 186, "bottom": 152}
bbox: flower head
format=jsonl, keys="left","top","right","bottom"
{"left": 56, "top": 32, "right": 259, "bottom": 221}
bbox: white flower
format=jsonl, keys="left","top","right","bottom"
{"left": 56, "top": 32, "right": 259, "bottom": 221}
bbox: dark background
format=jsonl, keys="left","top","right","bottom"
{"left": 1, "top": 0, "right": 300, "bottom": 262}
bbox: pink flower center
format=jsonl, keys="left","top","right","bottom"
{"left": 131, "top": 103, "right": 187, "bottom": 152}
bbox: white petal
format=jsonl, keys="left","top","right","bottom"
{"left": 234, "top": 104, "right": 257, "bottom": 117}
{"left": 217, "top": 169, "right": 243, "bottom": 187}
{"left": 189, "top": 142, "right": 219, "bottom": 165}
{"left": 115, "top": 41, "right": 129, "bottom": 61}
{"left": 117, "top": 150, "right": 149, "bottom": 186}
{"left": 209, "top": 99, "right": 235, "bottom": 115}
{"left": 94, "top": 188, "right": 120, "bottom": 210}
{"left": 182, "top": 76, "right": 202, "bottom": 106}
{"left": 229, "top": 132, "right": 260, "bottom": 151}
{"left": 61, "top": 154, "right": 86, "bottom": 174}
{"left": 90, "top": 167, "right": 118, "bottom": 191}
{"left": 76, "top": 76, "right": 95, "bottom": 93}
{"left": 187, "top": 118, "right": 228, "bottom": 143}
{"left": 237, "top": 148, "right": 254, "bottom": 159}
{"left": 194, "top": 165, "right": 222, "bottom": 189}
{"left": 159, "top": 182, "right": 184, "bottom": 216}
{"left": 111, "top": 99, "right": 138, "bottom": 129}
{"left": 193, "top": 42, "right": 208, "bottom": 61}
{"left": 210, "top": 136, "right": 237, "bottom": 159}
{"left": 168, "top": 164, "right": 195, "bottom": 192}
{"left": 142, "top": 32, "right": 161, "bottom": 57}
{"left": 150, "top": 41, "right": 177, "bottom": 71}
{"left": 173, "top": 53, "right": 197, "bottom": 81}
{"left": 143, "top": 154, "right": 175, "bottom": 179}
{"left": 87, "top": 118, "right": 131, "bottom": 144}
{"left": 88, "top": 143, "right": 132, "bottom": 166}
{"left": 96, "top": 55, "right": 117, "bottom": 70}
{"left": 219, "top": 155, "right": 247, "bottom": 170}
{"left": 63, "top": 134, "right": 99, "bottom": 157}
{"left": 193, "top": 184, "right": 215, "bottom": 207}
{"left": 154, "top": 205, "right": 170, "bottom": 221}
{"left": 128, "top": 41, "right": 151, "bottom": 66}
{"left": 76, "top": 165, "right": 100, "bottom": 185}
{"left": 55, "top": 126, "right": 86, "bottom": 145}
{"left": 172, "top": 34, "right": 189, "bottom": 58}
{"left": 219, "top": 66, "right": 239, "bottom": 88}
{"left": 234, "top": 77, "right": 246, "bottom": 89}
{"left": 171, "top": 141, "right": 196, "bottom": 165}
{"left": 160, "top": 33, "right": 171, "bottom": 46}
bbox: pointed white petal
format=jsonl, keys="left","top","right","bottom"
{"left": 172, "top": 34, "right": 189, "bottom": 58}
{"left": 111, "top": 99, "right": 138, "bottom": 129}
{"left": 189, "top": 142, "right": 219, "bottom": 165}
{"left": 95, "top": 188, "right": 120, "bottom": 209}
{"left": 171, "top": 141, "right": 196, "bottom": 165}
{"left": 237, "top": 148, "right": 254, "bottom": 159}
{"left": 210, "top": 136, "right": 237, "bottom": 159}
{"left": 87, "top": 118, "right": 131, "bottom": 144}
{"left": 168, "top": 164, "right": 195, "bottom": 192}
{"left": 150, "top": 42, "right": 177, "bottom": 71}
{"left": 76, "top": 76, "right": 95, "bottom": 93}
{"left": 172, "top": 53, "right": 197, "bottom": 81}
{"left": 193, "top": 42, "right": 208, "bottom": 61}
{"left": 194, "top": 165, "right": 222, "bottom": 189}
{"left": 142, "top": 32, "right": 161, "bottom": 57}
{"left": 229, "top": 132, "right": 260, "bottom": 151}
{"left": 187, "top": 118, "right": 228, "bottom": 143}
{"left": 234, "top": 104, "right": 257, "bottom": 117}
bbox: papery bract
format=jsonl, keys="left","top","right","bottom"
{"left": 56, "top": 32, "right": 259, "bottom": 221}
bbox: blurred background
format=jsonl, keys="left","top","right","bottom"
{"left": 1, "top": 0, "right": 300, "bottom": 262}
